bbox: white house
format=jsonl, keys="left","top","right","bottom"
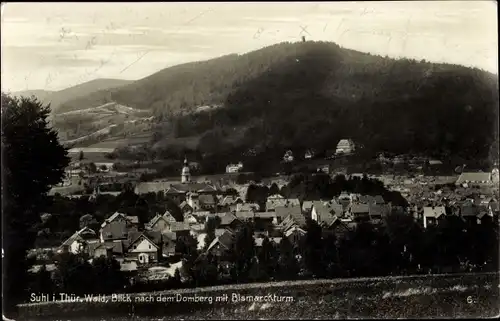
{"left": 335, "top": 139, "right": 355, "bottom": 155}
{"left": 226, "top": 162, "right": 243, "bottom": 173}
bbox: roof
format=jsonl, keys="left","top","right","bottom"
{"left": 235, "top": 211, "right": 255, "bottom": 220}
{"left": 199, "top": 194, "right": 217, "bottom": 205}
{"left": 166, "top": 183, "right": 218, "bottom": 194}
{"left": 237, "top": 203, "right": 260, "bottom": 212}
{"left": 126, "top": 216, "right": 139, "bottom": 224}
{"left": 423, "top": 206, "right": 447, "bottom": 218}
{"left": 168, "top": 222, "right": 191, "bottom": 232}
{"left": 254, "top": 212, "right": 277, "bottom": 219}
{"left": 61, "top": 227, "right": 98, "bottom": 247}
{"left": 206, "top": 230, "right": 235, "bottom": 252}
{"left": 217, "top": 212, "right": 238, "bottom": 226}
{"left": 456, "top": 172, "right": 492, "bottom": 184}
{"left": 128, "top": 232, "right": 160, "bottom": 250}
{"left": 95, "top": 240, "right": 125, "bottom": 254}
{"left": 266, "top": 198, "right": 300, "bottom": 211}
{"left": 285, "top": 226, "right": 307, "bottom": 237}
{"left": 460, "top": 204, "right": 480, "bottom": 217}
{"left": 134, "top": 181, "right": 174, "bottom": 194}
{"left": 369, "top": 204, "right": 390, "bottom": 218}
{"left": 275, "top": 205, "right": 305, "bottom": 226}
{"left": 302, "top": 201, "right": 314, "bottom": 212}
{"left": 311, "top": 201, "right": 342, "bottom": 226}
{"left": 351, "top": 204, "right": 370, "bottom": 215}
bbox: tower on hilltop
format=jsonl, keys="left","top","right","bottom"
{"left": 181, "top": 157, "right": 191, "bottom": 183}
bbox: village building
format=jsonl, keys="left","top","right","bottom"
{"left": 99, "top": 212, "right": 139, "bottom": 242}
{"left": 335, "top": 139, "right": 356, "bottom": 155}
{"left": 456, "top": 172, "right": 493, "bottom": 188}
{"left": 422, "top": 206, "right": 447, "bottom": 228}
{"left": 226, "top": 162, "right": 243, "bottom": 173}
{"left": 59, "top": 227, "right": 100, "bottom": 254}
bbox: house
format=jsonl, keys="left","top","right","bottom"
{"left": 335, "top": 139, "right": 355, "bottom": 155}
{"left": 460, "top": 203, "right": 480, "bottom": 224}
{"left": 179, "top": 201, "right": 194, "bottom": 215}
{"left": 304, "top": 150, "right": 314, "bottom": 160}
{"left": 368, "top": 204, "right": 390, "bottom": 222}
{"left": 456, "top": 172, "right": 492, "bottom": 187}
{"left": 59, "top": 227, "right": 99, "bottom": 254}
{"left": 283, "top": 150, "right": 294, "bottom": 162}
{"left": 206, "top": 230, "right": 235, "bottom": 258}
{"left": 285, "top": 226, "right": 307, "bottom": 245}
{"left": 275, "top": 204, "right": 305, "bottom": 227}
{"left": 92, "top": 240, "right": 126, "bottom": 259}
{"left": 311, "top": 201, "right": 343, "bottom": 227}
{"left": 215, "top": 212, "right": 242, "bottom": 230}
{"left": 317, "top": 164, "right": 330, "bottom": 174}
{"left": 145, "top": 212, "right": 177, "bottom": 232}
{"left": 126, "top": 232, "right": 161, "bottom": 264}
{"left": 163, "top": 221, "right": 191, "bottom": 235}
{"left": 226, "top": 162, "right": 243, "bottom": 173}
{"left": 423, "top": 206, "right": 447, "bottom": 228}
{"left": 350, "top": 204, "right": 370, "bottom": 222}
{"left": 302, "top": 201, "right": 314, "bottom": 213}
{"left": 95, "top": 162, "right": 115, "bottom": 173}
{"left": 100, "top": 212, "right": 139, "bottom": 242}
{"left": 266, "top": 195, "right": 300, "bottom": 212}
{"left": 219, "top": 195, "right": 244, "bottom": 211}
{"left": 234, "top": 202, "right": 260, "bottom": 213}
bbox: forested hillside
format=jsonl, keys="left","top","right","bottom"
{"left": 56, "top": 41, "right": 498, "bottom": 165}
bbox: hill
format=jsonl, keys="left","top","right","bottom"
{"left": 51, "top": 102, "right": 153, "bottom": 147}
{"left": 12, "top": 78, "right": 132, "bottom": 113}
{"left": 53, "top": 41, "right": 499, "bottom": 166}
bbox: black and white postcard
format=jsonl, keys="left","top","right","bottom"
{"left": 1, "top": 2, "right": 499, "bottom": 320}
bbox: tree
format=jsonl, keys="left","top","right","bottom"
{"left": 230, "top": 224, "right": 256, "bottom": 282}
{"left": 79, "top": 150, "right": 84, "bottom": 161}
{"left": 53, "top": 253, "right": 95, "bottom": 295}
{"left": 176, "top": 234, "right": 198, "bottom": 259}
{"left": 257, "top": 237, "right": 278, "bottom": 280}
{"left": 87, "top": 162, "right": 97, "bottom": 174}
{"left": 91, "top": 256, "right": 127, "bottom": 294}
{"left": 79, "top": 214, "right": 98, "bottom": 230}
{"left": 277, "top": 237, "right": 299, "bottom": 280}
{"left": 1, "top": 93, "right": 70, "bottom": 311}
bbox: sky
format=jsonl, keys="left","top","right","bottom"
{"left": 1, "top": 1, "right": 498, "bottom": 92}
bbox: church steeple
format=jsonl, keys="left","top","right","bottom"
{"left": 181, "top": 156, "right": 190, "bottom": 183}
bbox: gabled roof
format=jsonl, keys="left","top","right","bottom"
{"left": 199, "top": 194, "right": 217, "bottom": 205}
{"left": 460, "top": 204, "right": 480, "bottom": 217}
{"left": 235, "top": 211, "right": 255, "bottom": 220}
{"left": 166, "top": 183, "right": 219, "bottom": 194}
{"left": 369, "top": 204, "right": 390, "bottom": 218}
{"left": 168, "top": 222, "right": 191, "bottom": 232}
{"left": 217, "top": 212, "right": 238, "bottom": 226}
{"left": 102, "top": 212, "right": 127, "bottom": 227}
{"left": 423, "top": 206, "right": 446, "bottom": 218}
{"left": 128, "top": 232, "right": 160, "bottom": 250}
{"left": 95, "top": 240, "right": 125, "bottom": 254}
{"left": 254, "top": 212, "right": 277, "bottom": 219}
{"left": 237, "top": 203, "right": 260, "bottom": 212}
{"left": 311, "top": 201, "right": 342, "bottom": 226}
{"left": 206, "top": 230, "right": 235, "bottom": 252}
{"left": 351, "top": 204, "right": 370, "bottom": 215}
{"left": 456, "top": 172, "right": 492, "bottom": 184}
{"left": 276, "top": 205, "right": 305, "bottom": 226}
{"left": 302, "top": 201, "right": 314, "bottom": 212}
{"left": 285, "top": 226, "right": 307, "bottom": 237}
{"left": 61, "top": 227, "right": 98, "bottom": 247}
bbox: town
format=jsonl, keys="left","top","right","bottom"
{"left": 26, "top": 137, "right": 499, "bottom": 293}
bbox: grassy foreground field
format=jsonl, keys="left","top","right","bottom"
{"left": 18, "top": 272, "right": 499, "bottom": 320}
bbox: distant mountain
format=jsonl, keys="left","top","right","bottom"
{"left": 12, "top": 78, "right": 133, "bottom": 113}
{"left": 52, "top": 41, "right": 499, "bottom": 164}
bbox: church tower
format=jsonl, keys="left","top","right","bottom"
{"left": 181, "top": 157, "right": 191, "bottom": 183}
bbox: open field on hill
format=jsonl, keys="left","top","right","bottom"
{"left": 18, "top": 272, "right": 499, "bottom": 320}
